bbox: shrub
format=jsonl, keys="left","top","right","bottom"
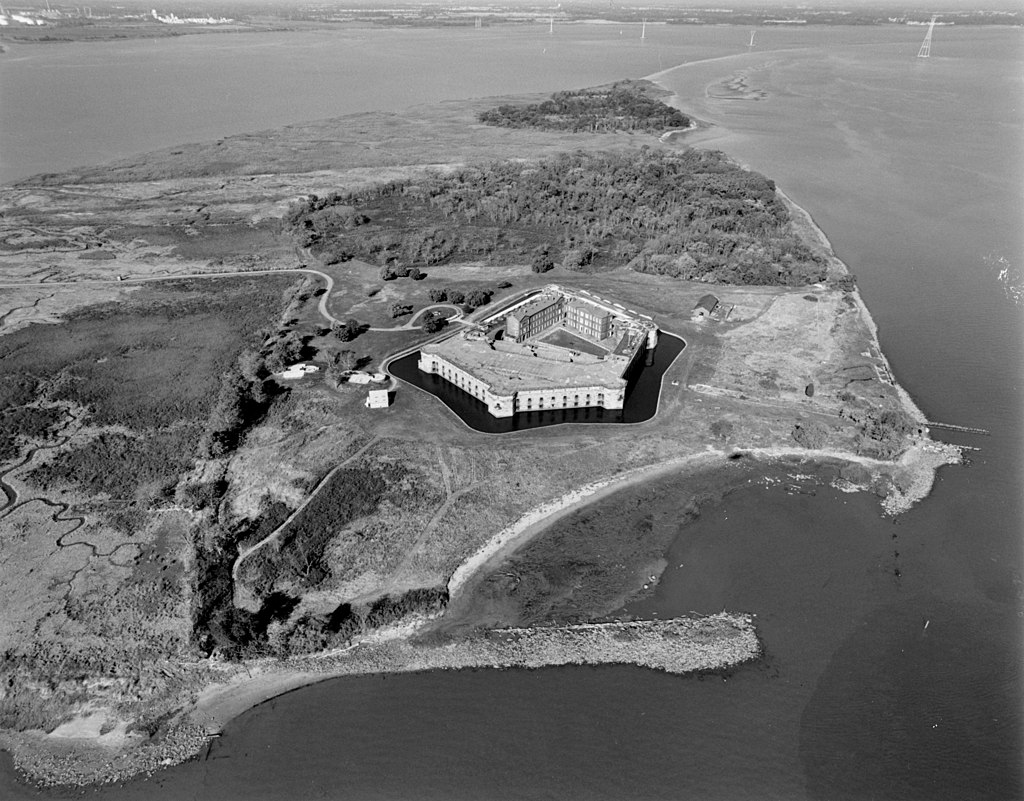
{"left": 710, "top": 420, "right": 734, "bottom": 440}
{"left": 334, "top": 318, "right": 362, "bottom": 342}
{"left": 791, "top": 419, "right": 830, "bottom": 449}
{"left": 464, "top": 289, "right": 493, "bottom": 308}
{"left": 390, "top": 304, "right": 413, "bottom": 319}
{"left": 422, "top": 314, "right": 447, "bottom": 334}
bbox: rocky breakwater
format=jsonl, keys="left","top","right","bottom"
{"left": 5, "top": 615, "right": 759, "bottom": 790}
{"left": 312, "top": 613, "right": 762, "bottom": 676}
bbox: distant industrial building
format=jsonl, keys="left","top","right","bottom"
{"left": 418, "top": 285, "right": 658, "bottom": 418}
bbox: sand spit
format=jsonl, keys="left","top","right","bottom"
{"left": 448, "top": 451, "right": 726, "bottom": 602}
{"left": 6, "top": 615, "right": 758, "bottom": 789}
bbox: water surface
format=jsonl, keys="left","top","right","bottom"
{"left": 2, "top": 23, "right": 1021, "bottom": 801}
{"left": 387, "top": 332, "right": 685, "bottom": 433}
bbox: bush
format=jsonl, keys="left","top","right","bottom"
{"left": 464, "top": 289, "right": 493, "bottom": 308}
{"left": 334, "top": 318, "right": 362, "bottom": 342}
{"left": 531, "top": 247, "right": 555, "bottom": 273}
{"left": 390, "top": 304, "right": 413, "bottom": 319}
{"left": 791, "top": 419, "right": 830, "bottom": 449}
{"left": 422, "top": 314, "right": 447, "bottom": 334}
{"left": 710, "top": 420, "right": 734, "bottom": 441}
{"left": 497, "top": 280, "right": 513, "bottom": 289}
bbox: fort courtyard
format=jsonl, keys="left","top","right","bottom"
{"left": 418, "top": 285, "right": 659, "bottom": 418}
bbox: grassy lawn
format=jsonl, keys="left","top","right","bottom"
{"left": 539, "top": 327, "right": 608, "bottom": 357}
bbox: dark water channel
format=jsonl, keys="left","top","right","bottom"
{"left": 387, "top": 333, "right": 686, "bottom": 434}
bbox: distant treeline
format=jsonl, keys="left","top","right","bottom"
{"left": 288, "top": 148, "right": 826, "bottom": 286}
{"left": 477, "top": 84, "right": 690, "bottom": 134}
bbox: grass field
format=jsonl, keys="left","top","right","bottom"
{"left": 0, "top": 85, "right": 936, "bottom": 779}
{"left": 3, "top": 277, "right": 295, "bottom": 502}
{"left": 0, "top": 275, "right": 299, "bottom": 733}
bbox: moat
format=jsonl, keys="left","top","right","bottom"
{"left": 388, "top": 332, "right": 686, "bottom": 434}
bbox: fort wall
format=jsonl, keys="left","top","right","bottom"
{"left": 418, "top": 285, "right": 657, "bottom": 419}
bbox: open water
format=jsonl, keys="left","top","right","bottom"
{"left": 1, "top": 23, "right": 1021, "bottom": 800}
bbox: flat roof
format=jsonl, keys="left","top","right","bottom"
{"left": 423, "top": 336, "right": 628, "bottom": 395}
{"left": 566, "top": 298, "right": 611, "bottom": 318}
{"left": 509, "top": 294, "right": 561, "bottom": 321}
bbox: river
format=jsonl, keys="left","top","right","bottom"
{"left": 2, "top": 22, "right": 1021, "bottom": 800}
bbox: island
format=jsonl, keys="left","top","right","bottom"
{"left": 0, "top": 80, "right": 960, "bottom": 788}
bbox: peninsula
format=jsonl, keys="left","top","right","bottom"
{"left": 0, "top": 80, "right": 959, "bottom": 788}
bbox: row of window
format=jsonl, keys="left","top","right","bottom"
{"left": 438, "top": 364, "right": 485, "bottom": 400}
{"left": 514, "top": 392, "right": 605, "bottom": 411}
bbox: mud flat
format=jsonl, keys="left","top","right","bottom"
{"left": 4, "top": 615, "right": 758, "bottom": 789}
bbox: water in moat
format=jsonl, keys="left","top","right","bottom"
{"left": 3, "top": 22, "right": 1021, "bottom": 801}
{"left": 387, "top": 333, "right": 686, "bottom": 434}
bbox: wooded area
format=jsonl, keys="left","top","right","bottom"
{"left": 477, "top": 84, "right": 691, "bottom": 134}
{"left": 287, "top": 149, "right": 827, "bottom": 286}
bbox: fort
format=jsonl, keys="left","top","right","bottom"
{"left": 418, "top": 285, "right": 659, "bottom": 418}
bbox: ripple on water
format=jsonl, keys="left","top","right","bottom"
{"left": 800, "top": 599, "right": 1023, "bottom": 801}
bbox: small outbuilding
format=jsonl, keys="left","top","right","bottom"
{"left": 280, "top": 363, "right": 320, "bottom": 380}
{"left": 691, "top": 294, "right": 721, "bottom": 321}
{"left": 365, "top": 389, "right": 391, "bottom": 409}
{"left": 347, "top": 372, "right": 372, "bottom": 385}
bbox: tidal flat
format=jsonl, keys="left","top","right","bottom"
{"left": 2, "top": 25, "right": 1008, "bottom": 795}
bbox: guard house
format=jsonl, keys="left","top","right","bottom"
{"left": 365, "top": 389, "right": 390, "bottom": 408}
{"left": 692, "top": 294, "right": 720, "bottom": 321}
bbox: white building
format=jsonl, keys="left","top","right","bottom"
{"left": 365, "top": 389, "right": 390, "bottom": 408}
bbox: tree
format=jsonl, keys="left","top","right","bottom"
{"left": 237, "top": 350, "right": 267, "bottom": 383}
{"left": 464, "top": 289, "right": 492, "bottom": 308}
{"left": 422, "top": 313, "right": 447, "bottom": 334}
{"left": 334, "top": 318, "right": 362, "bottom": 342}
{"left": 408, "top": 267, "right": 424, "bottom": 281}
{"left": 428, "top": 288, "right": 448, "bottom": 303}
{"left": 446, "top": 289, "right": 465, "bottom": 305}
{"left": 390, "top": 303, "right": 413, "bottom": 319}
{"left": 380, "top": 265, "right": 397, "bottom": 281}
{"left": 265, "top": 331, "right": 305, "bottom": 373}
{"left": 331, "top": 350, "right": 359, "bottom": 372}
{"left": 531, "top": 247, "right": 555, "bottom": 274}
{"left": 791, "top": 419, "right": 830, "bottom": 449}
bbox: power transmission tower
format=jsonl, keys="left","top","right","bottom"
{"left": 918, "top": 16, "right": 937, "bottom": 58}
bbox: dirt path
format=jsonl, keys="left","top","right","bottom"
{"left": 231, "top": 436, "right": 381, "bottom": 609}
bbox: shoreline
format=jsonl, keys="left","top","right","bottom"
{"left": 2, "top": 62, "right": 964, "bottom": 792}
{"left": 648, "top": 64, "right": 931, "bottom": 429}
{"left": 4, "top": 613, "right": 760, "bottom": 790}
{"left": 0, "top": 436, "right": 955, "bottom": 790}
{"left": 771, "top": 185, "right": 930, "bottom": 425}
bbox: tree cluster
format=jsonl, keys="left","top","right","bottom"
{"left": 421, "top": 312, "right": 447, "bottom": 333}
{"left": 477, "top": 84, "right": 691, "bottom": 134}
{"left": 287, "top": 149, "right": 826, "bottom": 287}
{"left": 856, "top": 409, "right": 917, "bottom": 459}
{"left": 276, "top": 588, "right": 449, "bottom": 658}
{"left": 333, "top": 318, "right": 362, "bottom": 342}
